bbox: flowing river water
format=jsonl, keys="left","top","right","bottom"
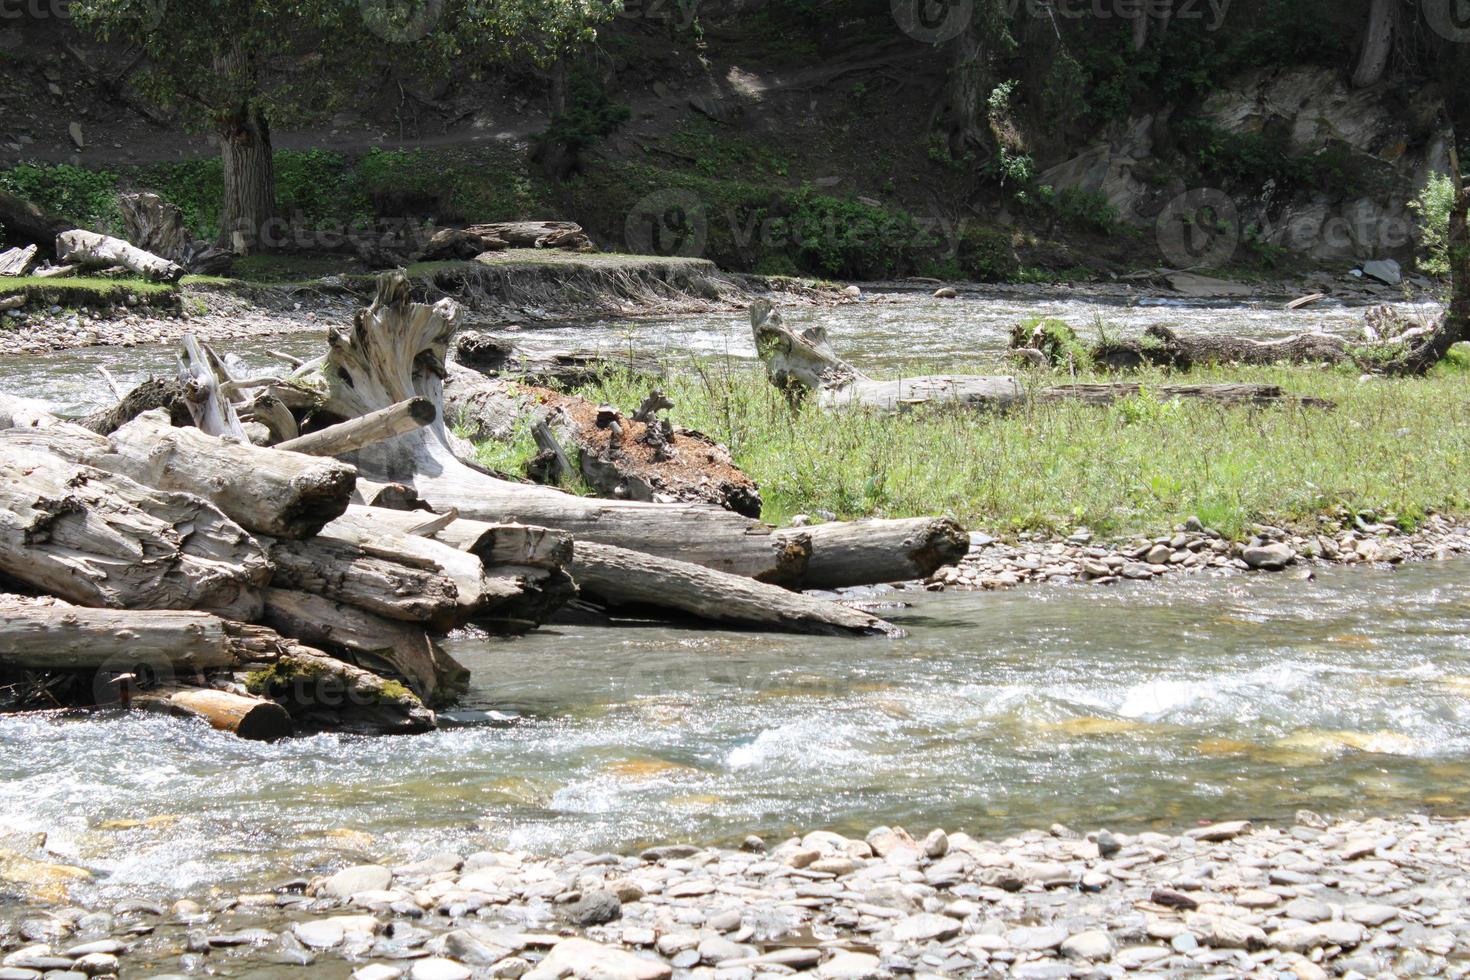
{"left": 0, "top": 288, "right": 1465, "bottom": 912}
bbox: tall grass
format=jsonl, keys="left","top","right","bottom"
{"left": 478, "top": 354, "right": 1470, "bottom": 539}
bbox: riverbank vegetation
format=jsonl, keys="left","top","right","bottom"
{"left": 475, "top": 353, "right": 1470, "bottom": 540}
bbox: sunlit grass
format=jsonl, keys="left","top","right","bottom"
{"left": 475, "top": 353, "right": 1470, "bottom": 539}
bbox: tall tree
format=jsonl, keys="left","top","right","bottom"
{"left": 1352, "top": 0, "right": 1397, "bottom": 87}
{"left": 72, "top": 0, "right": 605, "bottom": 253}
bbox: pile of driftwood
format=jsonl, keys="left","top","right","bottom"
{"left": 0, "top": 273, "right": 968, "bottom": 741}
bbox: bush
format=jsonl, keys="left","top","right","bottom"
{"left": 0, "top": 163, "right": 120, "bottom": 230}
{"left": 1409, "top": 172, "right": 1455, "bottom": 278}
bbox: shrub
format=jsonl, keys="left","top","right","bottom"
{"left": 1409, "top": 172, "right": 1455, "bottom": 278}
{"left": 0, "top": 163, "right": 120, "bottom": 230}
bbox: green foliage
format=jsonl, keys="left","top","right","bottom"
{"left": 1409, "top": 173, "right": 1456, "bottom": 278}
{"left": 134, "top": 158, "right": 223, "bottom": 236}
{"left": 1175, "top": 120, "right": 1377, "bottom": 198}
{"left": 668, "top": 118, "right": 790, "bottom": 179}
{"left": 498, "top": 359, "right": 1470, "bottom": 538}
{"left": 541, "top": 67, "right": 631, "bottom": 155}
{"left": 1018, "top": 185, "right": 1122, "bottom": 236}
{"left": 0, "top": 163, "right": 120, "bottom": 231}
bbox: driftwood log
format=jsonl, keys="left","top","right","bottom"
{"left": 0, "top": 437, "right": 270, "bottom": 619}
{"left": 275, "top": 397, "right": 436, "bottom": 456}
{"left": 421, "top": 221, "right": 592, "bottom": 260}
{"left": 245, "top": 643, "right": 436, "bottom": 735}
{"left": 774, "top": 518, "right": 970, "bottom": 590}
{"left": 56, "top": 229, "right": 184, "bottom": 283}
{"left": 444, "top": 366, "right": 762, "bottom": 516}
{"left": 753, "top": 301, "right": 1329, "bottom": 410}
{"left": 137, "top": 688, "right": 293, "bottom": 742}
{"left": 260, "top": 589, "right": 467, "bottom": 704}
{"left": 0, "top": 244, "right": 39, "bottom": 277}
{"left": 23, "top": 410, "right": 357, "bottom": 539}
{"left": 1012, "top": 322, "right": 1350, "bottom": 371}
{"left": 0, "top": 594, "right": 240, "bottom": 671}
{"left": 571, "top": 541, "right": 901, "bottom": 637}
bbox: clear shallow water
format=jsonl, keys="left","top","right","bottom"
{"left": 2, "top": 560, "right": 1467, "bottom": 902}
{"left": 0, "top": 290, "right": 1438, "bottom": 415}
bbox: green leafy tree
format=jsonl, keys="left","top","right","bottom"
{"left": 71, "top": 0, "right": 606, "bottom": 252}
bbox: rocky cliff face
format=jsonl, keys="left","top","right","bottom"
{"left": 1041, "top": 67, "right": 1453, "bottom": 264}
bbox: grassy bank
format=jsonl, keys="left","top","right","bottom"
{"left": 475, "top": 355, "right": 1470, "bottom": 539}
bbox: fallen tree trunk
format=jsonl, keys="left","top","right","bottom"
{"left": 571, "top": 541, "right": 902, "bottom": 637}
{"left": 0, "top": 594, "right": 238, "bottom": 671}
{"left": 0, "top": 440, "right": 270, "bottom": 619}
{"left": 444, "top": 366, "right": 762, "bottom": 516}
{"left": 754, "top": 300, "right": 1330, "bottom": 409}
{"left": 1012, "top": 321, "right": 1349, "bottom": 371}
{"left": 56, "top": 229, "right": 184, "bottom": 283}
{"left": 0, "top": 189, "right": 69, "bottom": 252}
{"left": 77, "top": 378, "right": 192, "bottom": 434}
{"left": 775, "top": 518, "right": 969, "bottom": 590}
{"left": 260, "top": 589, "right": 465, "bottom": 704}
{"left": 0, "top": 244, "right": 39, "bottom": 277}
{"left": 275, "top": 397, "right": 436, "bottom": 457}
{"left": 137, "top": 687, "right": 293, "bottom": 741}
{"left": 264, "top": 535, "right": 467, "bottom": 630}
{"left": 420, "top": 221, "right": 592, "bottom": 260}
{"left": 105, "top": 410, "right": 355, "bottom": 538}
{"left": 244, "top": 637, "right": 437, "bottom": 735}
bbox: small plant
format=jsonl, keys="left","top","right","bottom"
{"left": 0, "top": 163, "right": 121, "bottom": 231}
{"left": 1409, "top": 172, "right": 1455, "bottom": 278}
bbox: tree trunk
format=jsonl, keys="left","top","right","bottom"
{"left": 275, "top": 397, "right": 436, "bottom": 457}
{"left": 454, "top": 331, "right": 663, "bottom": 388}
{"left": 940, "top": 22, "right": 988, "bottom": 157}
{"left": 56, "top": 230, "right": 183, "bottom": 283}
{"left": 139, "top": 688, "right": 292, "bottom": 741}
{"left": 571, "top": 542, "right": 901, "bottom": 637}
{"left": 0, "top": 594, "right": 238, "bottom": 671}
{"left": 216, "top": 102, "right": 274, "bottom": 254}
{"left": 775, "top": 518, "right": 969, "bottom": 591}
{"left": 264, "top": 535, "right": 468, "bottom": 630}
{"left": 334, "top": 505, "right": 573, "bottom": 571}
{"left": 0, "top": 437, "right": 270, "bottom": 620}
{"left": 244, "top": 637, "right": 437, "bottom": 735}
{"left": 1352, "top": 0, "right": 1395, "bottom": 89}
{"left": 259, "top": 588, "right": 465, "bottom": 704}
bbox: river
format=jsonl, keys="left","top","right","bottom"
{"left": 2, "top": 559, "right": 1467, "bottom": 905}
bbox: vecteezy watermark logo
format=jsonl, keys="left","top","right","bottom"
{"left": 1423, "top": 0, "right": 1470, "bottom": 41}
{"left": 360, "top": 0, "right": 443, "bottom": 42}
{"left": 891, "top": 0, "right": 972, "bottom": 43}
{"left": 1156, "top": 188, "right": 1239, "bottom": 269}
{"left": 625, "top": 189, "right": 708, "bottom": 259}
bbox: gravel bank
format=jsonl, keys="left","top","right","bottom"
{"left": 3, "top": 813, "right": 1468, "bottom": 978}
{"left": 930, "top": 512, "right": 1470, "bottom": 592}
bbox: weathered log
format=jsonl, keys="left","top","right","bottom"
{"left": 444, "top": 366, "right": 762, "bottom": 516}
{"left": 321, "top": 508, "right": 577, "bottom": 634}
{"left": 264, "top": 535, "right": 466, "bottom": 630}
{"left": 571, "top": 541, "right": 902, "bottom": 637}
{"left": 276, "top": 397, "right": 436, "bottom": 457}
{"left": 117, "top": 191, "right": 190, "bottom": 261}
{"left": 0, "top": 244, "right": 38, "bottom": 277}
{"left": 105, "top": 410, "right": 356, "bottom": 538}
{"left": 0, "top": 594, "right": 237, "bottom": 671}
{"left": 177, "top": 333, "right": 246, "bottom": 438}
{"left": 454, "top": 331, "right": 664, "bottom": 387}
{"left": 0, "top": 393, "right": 59, "bottom": 430}
{"left": 1020, "top": 322, "right": 1351, "bottom": 371}
{"left": 0, "top": 189, "right": 69, "bottom": 252}
{"left": 0, "top": 438, "right": 270, "bottom": 619}
{"left": 322, "top": 272, "right": 809, "bottom": 584}
{"left": 333, "top": 505, "right": 573, "bottom": 571}
{"left": 353, "top": 479, "right": 429, "bottom": 511}
{"left": 775, "top": 518, "right": 969, "bottom": 591}
{"left": 141, "top": 688, "right": 293, "bottom": 741}
{"left": 421, "top": 221, "right": 591, "bottom": 260}
{"left": 56, "top": 229, "right": 184, "bottom": 283}
{"left": 259, "top": 589, "right": 465, "bottom": 704}
{"left": 244, "top": 636, "right": 437, "bottom": 735}
{"left": 1039, "top": 382, "right": 1334, "bottom": 407}
{"left": 756, "top": 301, "right": 1329, "bottom": 409}
{"left": 77, "top": 378, "right": 192, "bottom": 434}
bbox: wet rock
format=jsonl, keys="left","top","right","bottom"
{"left": 1242, "top": 543, "right": 1294, "bottom": 570}
{"left": 323, "top": 865, "right": 393, "bottom": 900}
{"left": 523, "top": 938, "right": 672, "bottom": 980}
{"left": 565, "top": 889, "right": 621, "bottom": 926}
{"left": 409, "top": 958, "right": 472, "bottom": 980}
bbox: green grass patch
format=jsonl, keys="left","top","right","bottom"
{"left": 0, "top": 276, "right": 178, "bottom": 311}
{"left": 475, "top": 359, "right": 1470, "bottom": 540}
